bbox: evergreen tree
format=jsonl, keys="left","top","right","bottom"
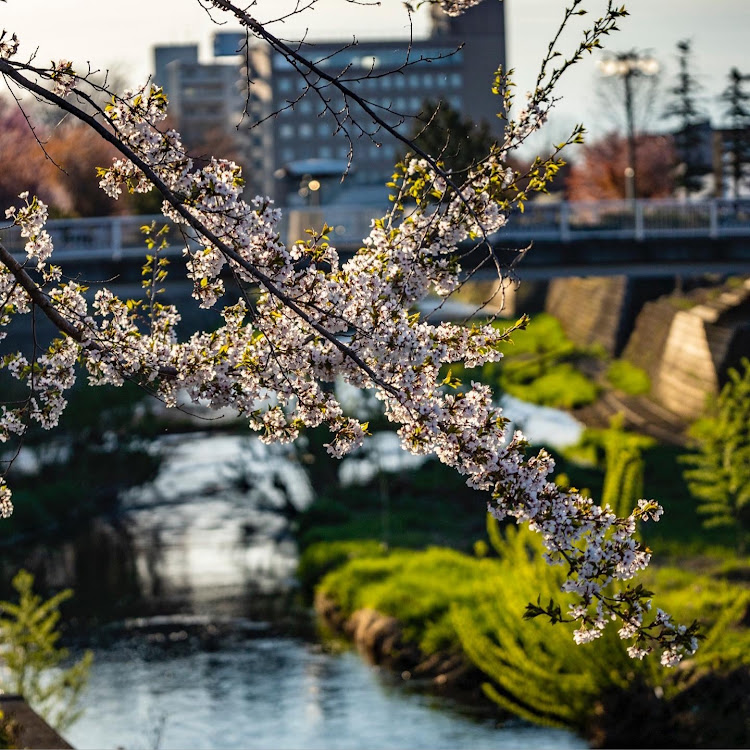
{"left": 663, "top": 40, "right": 707, "bottom": 195}
{"left": 720, "top": 68, "right": 750, "bottom": 198}
{"left": 410, "top": 99, "right": 497, "bottom": 177}
{"left": 681, "top": 358, "right": 750, "bottom": 552}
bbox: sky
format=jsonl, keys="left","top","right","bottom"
{"left": 1, "top": 0, "right": 748, "bottom": 148}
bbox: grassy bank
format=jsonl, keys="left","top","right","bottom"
{"left": 306, "top": 520, "right": 750, "bottom": 746}
{"left": 296, "top": 388, "right": 749, "bottom": 745}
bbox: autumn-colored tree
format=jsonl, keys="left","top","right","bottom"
{"left": 0, "top": 99, "right": 125, "bottom": 216}
{"left": 0, "top": 99, "right": 59, "bottom": 210}
{"left": 43, "top": 119, "right": 125, "bottom": 217}
{"left": 565, "top": 132, "right": 676, "bottom": 200}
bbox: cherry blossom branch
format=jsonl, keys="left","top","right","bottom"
{"left": 0, "top": 59, "right": 398, "bottom": 398}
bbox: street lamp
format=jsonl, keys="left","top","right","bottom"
{"left": 598, "top": 51, "right": 659, "bottom": 202}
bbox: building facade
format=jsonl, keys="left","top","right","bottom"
{"left": 153, "top": 1, "right": 506, "bottom": 203}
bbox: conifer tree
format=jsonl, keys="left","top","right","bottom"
{"left": 663, "top": 40, "right": 707, "bottom": 195}
{"left": 720, "top": 68, "right": 750, "bottom": 198}
{"left": 682, "top": 358, "right": 750, "bottom": 552}
{"left": 410, "top": 100, "right": 497, "bottom": 177}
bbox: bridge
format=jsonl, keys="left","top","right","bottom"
{"left": 1, "top": 198, "right": 749, "bottom": 280}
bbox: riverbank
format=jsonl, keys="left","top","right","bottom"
{"left": 316, "top": 594, "right": 485, "bottom": 701}
{"left": 305, "top": 534, "right": 750, "bottom": 748}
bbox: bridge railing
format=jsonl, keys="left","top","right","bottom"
{"left": 499, "top": 198, "right": 750, "bottom": 242}
{"left": 1, "top": 198, "right": 749, "bottom": 260}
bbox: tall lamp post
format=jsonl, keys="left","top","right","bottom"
{"left": 598, "top": 51, "right": 659, "bottom": 202}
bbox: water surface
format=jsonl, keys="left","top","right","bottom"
{"left": 66, "top": 635, "right": 586, "bottom": 750}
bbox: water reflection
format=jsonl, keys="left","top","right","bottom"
{"left": 66, "top": 638, "right": 587, "bottom": 750}
{"left": 2, "top": 398, "right": 589, "bottom": 749}
{"left": 0, "top": 433, "right": 314, "bottom": 620}
{"left": 501, "top": 394, "right": 584, "bottom": 448}
{"left": 0, "top": 393, "right": 584, "bottom": 620}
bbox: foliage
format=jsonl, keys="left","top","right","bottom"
{"left": 565, "top": 132, "right": 677, "bottom": 200}
{"left": 463, "top": 313, "right": 601, "bottom": 409}
{"left": 453, "top": 521, "right": 750, "bottom": 732}
{"left": 0, "top": 570, "right": 92, "bottom": 732}
{"left": 298, "top": 539, "right": 388, "bottom": 600}
{"left": 502, "top": 363, "right": 598, "bottom": 409}
{"left": 606, "top": 359, "right": 650, "bottom": 395}
{"left": 314, "top": 520, "right": 749, "bottom": 733}
{"left": 318, "top": 545, "right": 489, "bottom": 654}
{"left": 599, "top": 415, "right": 653, "bottom": 519}
{"left": 452, "top": 524, "right": 643, "bottom": 730}
{"left": 0, "top": 0, "right": 698, "bottom": 663}
{"left": 681, "top": 358, "right": 750, "bottom": 552}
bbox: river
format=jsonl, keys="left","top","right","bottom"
{"left": 66, "top": 634, "right": 584, "bottom": 750}
{"left": 4, "top": 398, "right": 586, "bottom": 749}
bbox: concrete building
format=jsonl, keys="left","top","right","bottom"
{"left": 153, "top": 1, "right": 506, "bottom": 203}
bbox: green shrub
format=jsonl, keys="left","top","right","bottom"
{"left": 0, "top": 570, "right": 92, "bottom": 732}
{"left": 606, "top": 360, "right": 651, "bottom": 395}
{"left": 315, "top": 522, "right": 750, "bottom": 733}
{"left": 298, "top": 539, "right": 387, "bottom": 599}
{"left": 454, "top": 522, "right": 750, "bottom": 731}
{"left": 503, "top": 363, "right": 599, "bottom": 409}
{"left": 318, "top": 547, "right": 490, "bottom": 654}
{"left": 439, "top": 313, "right": 602, "bottom": 410}
{"left": 681, "top": 358, "right": 750, "bottom": 553}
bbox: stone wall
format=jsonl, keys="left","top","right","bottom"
{"left": 545, "top": 276, "right": 630, "bottom": 354}
{"left": 623, "top": 278, "right": 750, "bottom": 421}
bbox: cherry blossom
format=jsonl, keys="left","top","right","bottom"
{"left": 0, "top": 0, "right": 699, "bottom": 665}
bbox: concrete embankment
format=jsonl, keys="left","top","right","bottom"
{"left": 548, "top": 275, "right": 750, "bottom": 424}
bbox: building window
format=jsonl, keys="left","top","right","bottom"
{"left": 299, "top": 123, "right": 313, "bottom": 138}
{"left": 277, "top": 77, "right": 292, "bottom": 93}
{"left": 280, "top": 124, "right": 294, "bottom": 139}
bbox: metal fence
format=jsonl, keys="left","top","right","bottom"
{"left": 1, "top": 198, "right": 749, "bottom": 260}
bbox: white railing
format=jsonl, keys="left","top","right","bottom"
{"left": 1, "top": 198, "right": 749, "bottom": 260}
